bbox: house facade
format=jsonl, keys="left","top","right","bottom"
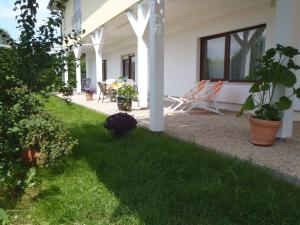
{"left": 49, "top": 0, "right": 300, "bottom": 137}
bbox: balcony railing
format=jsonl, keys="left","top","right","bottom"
{"left": 71, "top": 9, "right": 81, "bottom": 32}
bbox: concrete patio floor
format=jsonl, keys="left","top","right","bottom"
{"left": 65, "top": 93, "right": 300, "bottom": 184}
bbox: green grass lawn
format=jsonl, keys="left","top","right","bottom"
{"left": 11, "top": 96, "right": 300, "bottom": 225}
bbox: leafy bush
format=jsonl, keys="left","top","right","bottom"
{"left": 11, "top": 112, "right": 77, "bottom": 166}
{"left": 0, "top": 76, "right": 77, "bottom": 202}
{"left": 117, "top": 84, "right": 138, "bottom": 100}
{"left": 0, "top": 208, "right": 8, "bottom": 225}
{"left": 238, "top": 44, "right": 300, "bottom": 120}
{"left": 104, "top": 113, "right": 137, "bottom": 136}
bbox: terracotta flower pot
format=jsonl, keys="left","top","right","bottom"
{"left": 21, "top": 149, "right": 48, "bottom": 166}
{"left": 117, "top": 97, "right": 132, "bottom": 111}
{"left": 85, "top": 93, "right": 93, "bottom": 101}
{"left": 249, "top": 117, "right": 282, "bottom": 146}
{"left": 21, "top": 149, "right": 38, "bottom": 165}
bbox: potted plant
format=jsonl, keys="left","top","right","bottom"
{"left": 84, "top": 87, "right": 95, "bottom": 101}
{"left": 116, "top": 84, "right": 138, "bottom": 111}
{"left": 238, "top": 44, "right": 300, "bottom": 146}
{"left": 103, "top": 112, "right": 137, "bottom": 136}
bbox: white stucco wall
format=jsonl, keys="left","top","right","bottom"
{"left": 103, "top": 46, "right": 137, "bottom": 80}
{"left": 164, "top": 3, "right": 275, "bottom": 106}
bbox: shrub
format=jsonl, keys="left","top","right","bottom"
{"left": 0, "top": 76, "right": 77, "bottom": 201}
{"left": 11, "top": 111, "right": 77, "bottom": 166}
{"left": 104, "top": 113, "right": 137, "bottom": 136}
{"left": 0, "top": 208, "right": 8, "bottom": 225}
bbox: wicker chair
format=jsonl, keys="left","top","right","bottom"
{"left": 98, "top": 82, "right": 114, "bottom": 103}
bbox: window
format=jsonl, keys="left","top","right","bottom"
{"left": 74, "top": 0, "right": 80, "bottom": 11}
{"left": 200, "top": 25, "right": 266, "bottom": 82}
{"left": 72, "top": 0, "right": 81, "bottom": 31}
{"left": 122, "top": 54, "right": 135, "bottom": 80}
{"left": 102, "top": 59, "right": 107, "bottom": 81}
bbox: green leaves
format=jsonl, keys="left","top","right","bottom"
{"left": 249, "top": 83, "right": 260, "bottom": 93}
{"left": 275, "top": 96, "right": 292, "bottom": 111}
{"left": 287, "top": 59, "right": 300, "bottom": 70}
{"left": 239, "top": 44, "right": 300, "bottom": 120}
{"left": 0, "top": 208, "right": 8, "bottom": 225}
{"left": 282, "top": 46, "right": 300, "bottom": 58}
{"left": 273, "top": 67, "right": 297, "bottom": 87}
{"left": 265, "top": 48, "right": 276, "bottom": 59}
{"left": 243, "top": 95, "right": 255, "bottom": 110}
{"left": 237, "top": 95, "right": 255, "bottom": 117}
{"left": 294, "top": 88, "right": 300, "bottom": 98}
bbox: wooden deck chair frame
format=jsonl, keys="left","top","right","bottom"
{"left": 180, "top": 81, "right": 224, "bottom": 115}
{"left": 167, "top": 80, "right": 208, "bottom": 113}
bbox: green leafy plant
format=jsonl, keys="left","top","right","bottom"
{"left": 238, "top": 44, "right": 300, "bottom": 121}
{"left": 12, "top": 112, "right": 77, "bottom": 166}
{"left": 117, "top": 84, "right": 138, "bottom": 100}
{"left": 0, "top": 208, "right": 8, "bottom": 225}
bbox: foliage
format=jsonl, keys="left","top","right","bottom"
{"left": 238, "top": 44, "right": 300, "bottom": 121}
{"left": 0, "top": 0, "right": 81, "bottom": 207}
{"left": 104, "top": 112, "right": 137, "bottom": 136}
{"left": 10, "top": 0, "right": 84, "bottom": 94}
{"left": 0, "top": 208, "right": 8, "bottom": 225}
{"left": 117, "top": 84, "right": 138, "bottom": 100}
{"left": 11, "top": 112, "right": 77, "bottom": 166}
{"left": 0, "top": 76, "right": 77, "bottom": 201}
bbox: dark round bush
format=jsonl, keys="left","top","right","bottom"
{"left": 103, "top": 113, "right": 137, "bottom": 136}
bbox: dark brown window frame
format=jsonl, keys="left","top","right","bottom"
{"left": 122, "top": 54, "right": 135, "bottom": 80}
{"left": 102, "top": 59, "right": 107, "bottom": 81}
{"left": 200, "top": 24, "right": 266, "bottom": 83}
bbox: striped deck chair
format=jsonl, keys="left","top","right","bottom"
{"left": 167, "top": 80, "right": 208, "bottom": 113}
{"left": 181, "top": 81, "right": 224, "bottom": 115}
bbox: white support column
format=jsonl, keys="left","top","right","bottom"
{"left": 148, "top": 0, "right": 165, "bottom": 132}
{"left": 91, "top": 27, "right": 104, "bottom": 95}
{"left": 127, "top": 4, "right": 150, "bottom": 108}
{"left": 73, "top": 46, "right": 82, "bottom": 93}
{"left": 273, "top": 0, "right": 300, "bottom": 138}
{"left": 63, "top": 51, "right": 69, "bottom": 84}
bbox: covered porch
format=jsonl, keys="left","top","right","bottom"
{"left": 65, "top": 0, "right": 300, "bottom": 140}
{"left": 62, "top": 93, "right": 300, "bottom": 184}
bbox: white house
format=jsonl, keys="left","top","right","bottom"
{"left": 48, "top": 0, "right": 300, "bottom": 136}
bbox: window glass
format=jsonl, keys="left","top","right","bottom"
{"left": 123, "top": 59, "right": 129, "bottom": 78}
{"left": 102, "top": 60, "right": 107, "bottom": 81}
{"left": 130, "top": 55, "right": 135, "bottom": 80}
{"left": 229, "top": 27, "right": 265, "bottom": 80}
{"left": 122, "top": 54, "right": 135, "bottom": 80}
{"left": 203, "top": 37, "right": 225, "bottom": 80}
{"left": 201, "top": 25, "right": 266, "bottom": 82}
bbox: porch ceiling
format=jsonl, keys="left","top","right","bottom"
{"left": 82, "top": 0, "right": 272, "bottom": 54}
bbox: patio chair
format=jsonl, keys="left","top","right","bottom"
{"left": 98, "top": 82, "right": 114, "bottom": 103}
{"left": 167, "top": 80, "right": 208, "bottom": 113}
{"left": 181, "top": 81, "right": 224, "bottom": 115}
{"left": 105, "top": 79, "right": 116, "bottom": 85}
{"left": 81, "top": 78, "right": 91, "bottom": 92}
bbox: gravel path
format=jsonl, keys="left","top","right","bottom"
{"left": 164, "top": 111, "right": 300, "bottom": 184}
{"left": 65, "top": 94, "right": 300, "bottom": 184}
